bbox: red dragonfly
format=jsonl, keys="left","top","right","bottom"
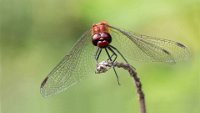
{"left": 40, "top": 21, "right": 189, "bottom": 97}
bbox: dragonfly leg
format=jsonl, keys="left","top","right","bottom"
{"left": 95, "top": 48, "right": 102, "bottom": 64}
{"left": 109, "top": 53, "right": 115, "bottom": 61}
{"left": 109, "top": 45, "right": 129, "bottom": 64}
{"left": 105, "top": 48, "right": 120, "bottom": 85}
{"left": 107, "top": 46, "right": 118, "bottom": 62}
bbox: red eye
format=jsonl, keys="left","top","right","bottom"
{"left": 100, "top": 32, "right": 112, "bottom": 43}
{"left": 92, "top": 34, "right": 101, "bottom": 46}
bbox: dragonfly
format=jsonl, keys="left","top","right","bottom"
{"left": 40, "top": 21, "right": 189, "bottom": 97}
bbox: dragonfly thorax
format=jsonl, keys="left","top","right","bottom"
{"left": 92, "top": 32, "right": 112, "bottom": 48}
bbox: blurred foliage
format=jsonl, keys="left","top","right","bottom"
{"left": 1, "top": 0, "right": 200, "bottom": 113}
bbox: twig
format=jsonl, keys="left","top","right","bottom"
{"left": 96, "top": 61, "right": 146, "bottom": 113}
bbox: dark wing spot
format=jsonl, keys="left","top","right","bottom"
{"left": 41, "top": 77, "right": 49, "bottom": 88}
{"left": 176, "top": 42, "right": 186, "bottom": 48}
{"left": 162, "top": 49, "right": 170, "bottom": 55}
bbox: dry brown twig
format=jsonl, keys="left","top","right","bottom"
{"left": 96, "top": 61, "right": 146, "bottom": 113}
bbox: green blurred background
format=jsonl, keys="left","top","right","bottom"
{"left": 1, "top": 0, "right": 200, "bottom": 113}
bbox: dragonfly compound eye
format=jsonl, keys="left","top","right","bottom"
{"left": 92, "top": 33, "right": 101, "bottom": 46}
{"left": 100, "top": 32, "right": 112, "bottom": 43}
{"left": 92, "top": 32, "right": 112, "bottom": 48}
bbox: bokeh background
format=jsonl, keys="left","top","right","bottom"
{"left": 1, "top": 0, "right": 200, "bottom": 113}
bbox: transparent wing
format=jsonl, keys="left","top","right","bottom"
{"left": 40, "top": 30, "right": 96, "bottom": 97}
{"left": 109, "top": 26, "right": 190, "bottom": 63}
